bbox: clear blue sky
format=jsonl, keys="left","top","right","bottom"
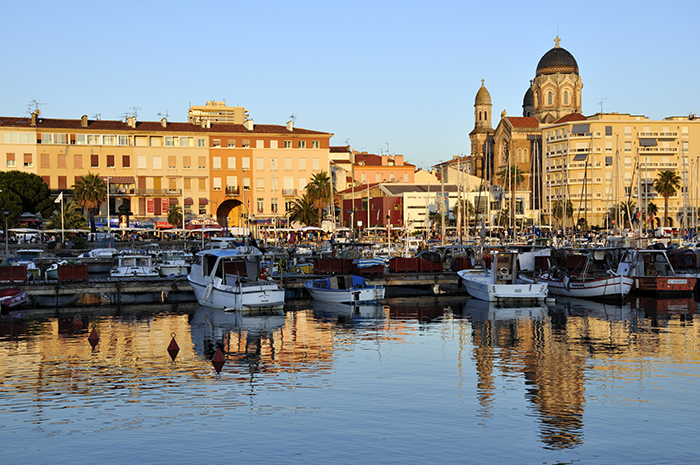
{"left": 2, "top": 0, "right": 698, "bottom": 169}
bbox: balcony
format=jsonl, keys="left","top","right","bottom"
{"left": 134, "top": 188, "right": 182, "bottom": 196}
{"left": 226, "top": 185, "right": 240, "bottom": 196}
{"left": 282, "top": 188, "right": 297, "bottom": 197}
{"left": 638, "top": 131, "right": 678, "bottom": 138}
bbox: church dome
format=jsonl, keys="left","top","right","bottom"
{"left": 523, "top": 87, "right": 533, "bottom": 107}
{"left": 475, "top": 80, "right": 491, "bottom": 105}
{"left": 536, "top": 37, "right": 578, "bottom": 76}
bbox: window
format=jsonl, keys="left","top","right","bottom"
{"left": 605, "top": 126, "right": 612, "bottom": 136}
{"left": 24, "top": 153, "right": 32, "bottom": 167}
{"left": 312, "top": 141, "right": 320, "bottom": 149}
{"left": 149, "top": 136, "right": 161, "bottom": 147}
{"left": 212, "top": 139, "right": 221, "bottom": 148}
{"left": 228, "top": 157, "right": 236, "bottom": 169}
{"left": 58, "top": 176, "right": 67, "bottom": 190}
{"left": 199, "top": 178, "right": 207, "bottom": 190}
{"left": 624, "top": 141, "right": 631, "bottom": 152}
{"left": 312, "top": 158, "right": 320, "bottom": 171}
{"left": 74, "top": 154, "right": 82, "bottom": 168}
{"left": 299, "top": 158, "right": 306, "bottom": 171}
{"left": 184, "top": 178, "right": 191, "bottom": 190}
{"left": 118, "top": 135, "right": 129, "bottom": 146}
{"left": 285, "top": 158, "right": 292, "bottom": 170}
{"left": 138, "top": 156, "right": 147, "bottom": 169}
{"left": 256, "top": 158, "right": 264, "bottom": 171}
{"left": 75, "top": 134, "right": 86, "bottom": 145}
{"left": 213, "top": 177, "right": 221, "bottom": 190}
{"left": 375, "top": 173, "right": 380, "bottom": 182}
{"left": 41, "top": 134, "right": 52, "bottom": 144}
{"left": 179, "top": 137, "right": 192, "bottom": 147}
{"left": 107, "top": 155, "right": 115, "bottom": 168}
{"left": 183, "top": 156, "right": 191, "bottom": 169}
{"left": 153, "top": 156, "right": 162, "bottom": 170}
{"left": 103, "top": 135, "right": 116, "bottom": 145}
{"left": 199, "top": 203, "right": 206, "bottom": 215}
{"left": 284, "top": 140, "right": 292, "bottom": 149}
{"left": 198, "top": 156, "right": 206, "bottom": 169}
{"left": 91, "top": 154, "right": 99, "bottom": 167}
{"left": 242, "top": 157, "right": 250, "bottom": 170}
{"left": 605, "top": 156, "right": 613, "bottom": 166}
{"left": 165, "top": 137, "right": 175, "bottom": 147}
{"left": 257, "top": 199, "right": 264, "bottom": 213}
{"left": 244, "top": 178, "right": 251, "bottom": 190}
{"left": 168, "top": 156, "right": 177, "bottom": 169}
{"left": 40, "top": 153, "right": 50, "bottom": 168}
{"left": 242, "top": 140, "right": 250, "bottom": 148}
{"left": 256, "top": 140, "right": 264, "bottom": 149}
{"left": 122, "top": 155, "right": 130, "bottom": 168}
{"left": 257, "top": 178, "right": 265, "bottom": 191}
{"left": 213, "top": 157, "right": 221, "bottom": 170}
{"left": 298, "top": 178, "right": 306, "bottom": 191}
{"left": 563, "top": 90, "right": 569, "bottom": 105}
{"left": 88, "top": 134, "right": 101, "bottom": 145}
{"left": 298, "top": 140, "right": 306, "bottom": 149}
{"left": 270, "top": 140, "right": 278, "bottom": 149}
{"left": 547, "top": 91, "right": 553, "bottom": 106}
{"left": 271, "top": 198, "right": 278, "bottom": 213}
{"left": 58, "top": 154, "right": 66, "bottom": 169}
{"left": 197, "top": 138, "right": 206, "bottom": 147}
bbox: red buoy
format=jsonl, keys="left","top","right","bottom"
{"left": 72, "top": 314, "right": 83, "bottom": 332}
{"left": 211, "top": 347, "right": 225, "bottom": 373}
{"left": 88, "top": 326, "right": 99, "bottom": 349}
{"left": 167, "top": 332, "right": 180, "bottom": 360}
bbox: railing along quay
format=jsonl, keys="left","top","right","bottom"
{"left": 15, "top": 276, "right": 192, "bottom": 297}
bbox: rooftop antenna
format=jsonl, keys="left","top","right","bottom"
{"left": 93, "top": 113, "right": 101, "bottom": 120}
{"left": 26, "top": 100, "right": 45, "bottom": 115}
{"left": 130, "top": 106, "right": 141, "bottom": 119}
{"left": 597, "top": 98, "right": 607, "bottom": 114}
{"left": 385, "top": 142, "right": 390, "bottom": 154}
{"left": 344, "top": 138, "right": 350, "bottom": 146}
{"left": 289, "top": 113, "right": 297, "bottom": 125}
{"left": 157, "top": 110, "right": 170, "bottom": 119}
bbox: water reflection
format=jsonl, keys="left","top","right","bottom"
{"left": 1, "top": 295, "right": 699, "bottom": 461}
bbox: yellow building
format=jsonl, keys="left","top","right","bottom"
{"left": 543, "top": 113, "right": 700, "bottom": 229}
{"left": 187, "top": 101, "right": 249, "bottom": 125}
{"left": 0, "top": 112, "right": 333, "bottom": 228}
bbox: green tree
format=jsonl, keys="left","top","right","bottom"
{"left": 44, "top": 200, "right": 88, "bottom": 230}
{"left": 0, "top": 171, "right": 53, "bottom": 220}
{"left": 289, "top": 194, "right": 318, "bottom": 227}
{"left": 167, "top": 204, "right": 183, "bottom": 228}
{"left": 73, "top": 172, "right": 107, "bottom": 233}
{"left": 653, "top": 170, "right": 681, "bottom": 227}
{"left": 305, "top": 171, "right": 333, "bottom": 227}
{"left": 552, "top": 199, "right": 573, "bottom": 228}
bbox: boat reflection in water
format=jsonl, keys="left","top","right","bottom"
{"left": 461, "top": 297, "right": 548, "bottom": 322}
{"left": 309, "top": 299, "right": 385, "bottom": 324}
{"left": 189, "top": 305, "right": 285, "bottom": 364}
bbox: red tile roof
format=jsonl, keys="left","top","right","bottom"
{"left": 555, "top": 113, "right": 588, "bottom": 123}
{"left": 505, "top": 116, "right": 540, "bottom": 128}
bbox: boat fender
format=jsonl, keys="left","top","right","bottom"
{"left": 202, "top": 283, "right": 214, "bottom": 302}
{"left": 499, "top": 267, "right": 509, "bottom": 277}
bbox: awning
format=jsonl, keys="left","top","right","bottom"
{"left": 184, "top": 197, "right": 193, "bottom": 205}
{"left": 101, "top": 176, "right": 135, "bottom": 184}
{"left": 573, "top": 154, "right": 588, "bottom": 161}
{"left": 639, "top": 138, "right": 658, "bottom": 147}
{"left": 169, "top": 198, "right": 178, "bottom": 205}
{"left": 199, "top": 197, "right": 208, "bottom": 205}
{"left": 155, "top": 222, "right": 174, "bottom": 229}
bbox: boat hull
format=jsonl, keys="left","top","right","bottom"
{"left": 458, "top": 270, "right": 548, "bottom": 302}
{"left": 541, "top": 273, "right": 633, "bottom": 300}
{"left": 305, "top": 285, "right": 385, "bottom": 303}
{"left": 632, "top": 276, "right": 697, "bottom": 295}
{"left": 188, "top": 276, "right": 285, "bottom": 311}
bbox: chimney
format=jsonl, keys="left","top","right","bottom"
{"left": 127, "top": 116, "right": 136, "bottom": 128}
{"left": 81, "top": 114, "right": 88, "bottom": 128}
{"left": 31, "top": 111, "right": 38, "bottom": 126}
{"left": 381, "top": 154, "right": 388, "bottom": 166}
{"left": 394, "top": 155, "right": 404, "bottom": 166}
{"left": 160, "top": 118, "right": 167, "bottom": 128}
{"left": 244, "top": 119, "right": 254, "bottom": 131}
{"left": 286, "top": 120, "right": 294, "bottom": 131}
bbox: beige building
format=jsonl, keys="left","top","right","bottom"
{"left": 543, "top": 113, "right": 700, "bottom": 229}
{"left": 188, "top": 101, "right": 249, "bottom": 125}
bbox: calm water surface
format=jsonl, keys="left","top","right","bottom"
{"left": 1, "top": 295, "right": 700, "bottom": 464}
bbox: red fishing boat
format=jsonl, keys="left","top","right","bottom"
{"left": 0, "top": 288, "right": 29, "bottom": 311}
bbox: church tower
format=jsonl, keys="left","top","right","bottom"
{"left": 531, "top": 36, "right": 582, "bottom": 124}
{"left": 469, "top": 79, "right": 493, "bottom": 178}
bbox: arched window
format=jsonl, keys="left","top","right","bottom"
{"left": 478, "top": 111, "right": 482, "bottom": 121}
{"left": 484, "top": 111, "right": 488, "bottom": 121}
{"left": 547, "top": 91, "right": 553, "bottom": 106}
{"left": 563, "top": 90, "right": 569, "bottom": 105}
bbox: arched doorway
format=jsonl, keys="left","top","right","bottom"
{"left": 216, "top": 199, "right": 245, "bottom": 231}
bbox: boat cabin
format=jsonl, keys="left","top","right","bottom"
{"left": 492, "top": 252, "right": 518, "bottom": 285}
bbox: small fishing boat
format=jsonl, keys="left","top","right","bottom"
{"left": 0, "top": 288, "right": 29, "bottom": 311}
{"left": 187, "top": 247, "right": 285, "bottom": 311}
{"left": 157, "top": 249, "right": 191, "bottom": 277}
{"left": 304, "top": 275, "right": 385, "bottom": 304}
{"left": 620, "top": 248, "right": 697, "bottom": 295}
{"left": 110, "top": 251, "right": 159, "bottom": 278}
{"left": 457, "top": 250, "right": 548, "bottom": 303}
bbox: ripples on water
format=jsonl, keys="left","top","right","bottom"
{"left": 2, "top": 295, "right": 700, "bottom": 464}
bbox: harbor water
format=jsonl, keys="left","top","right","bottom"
{"left": 1, "top": 294, "right": 700, "bottom": 464}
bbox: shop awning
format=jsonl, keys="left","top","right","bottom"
{"left": 184, "top": 197, "right": 193, "bottom": 205}
{"left": 101, "top": 176, "right": 135, "bottom": 184}
{"left": 199, "top": 197, "right": 208, "bottom": 205}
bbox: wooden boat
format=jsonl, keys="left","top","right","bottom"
{"left": 187, "top": 247, "right": 285, "bottom": 311}
{"left": 304, "top": 275, "right": 385, "bottom": 304}
{"left": 620, "top": 248, "right": 697, "bottom": 295}
{"left": 0, "top": 288, "right": 29, "bottom": 311}
{"left": 539, "top": 248, "right": 633, "bottom": 301}
{"left": 457, "top": 251, "right": 548, "bottom": 303}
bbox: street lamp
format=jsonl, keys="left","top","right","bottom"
{"left": 386, "top": 213, "right": 391, "bottom": 245}
{"left": 4, "top": 209, "right": 9, "bottom": 258}
{"left": 349, "top": 210, "right": 355, "bottom": 243}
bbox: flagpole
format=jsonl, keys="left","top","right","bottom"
{"left": 55, "top": 192, "right": 65, "bottom": 245}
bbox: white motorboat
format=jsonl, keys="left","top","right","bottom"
{"left": 110, "top": 251, "right": 159, "bottom": 278}
{"left": 157, "top": 249, "right": 191, "bottom": 277}
{"left": 304, "top": 275, "right": 385, "bottom": 304}
{"left": 457, "top": 250, "right": 548, "bottom": 303}
{"left": 187, "top": 247, "right": 285, "bottom": 311}
{"left": 538, "top": 248, "right": 633, "bottom": 301}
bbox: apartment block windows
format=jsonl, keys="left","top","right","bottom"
{"left": 213, "top": 177, "right": 221, "bottom": 191}
{"left": 168, "top": 156, "right": 177, "bottom": 169}
{"left": 242, "top": 140, "right": 250, "bottom": 148}
{"left": 23, "top": 153, "right": 32, "bottom": 167}
{"left": 312, "top": 158, "right": 320, "bottom": 171}
{"left": 312, "top": 141, "right": 320, "bottom": 149}
{"left": 298, "top": 140, "right": 306, "bottom": 149}
{"left": 40, "top": 154, "right": 50, "bottom": 169}
{"left": 284, "top": 140, "right": 292, "bottom": 149}
{"left": 122, "top": 155, "right": 130, "bottom": 168}
{"left": 243, "top": 178, "right": 251, "bottom": 190}
{"left": 118, "top": 135, "right": 129, "bottom": 146}
{"left": 257, "top": 199, "right": 264, "bottom": 214}
{"left": 74, "top": 154, "right": 83, "bottom": 169}
{"left": 107, "top": 155, "right": 115, "bottom": 168}
{"left": 242, "top": 157, "right": 251, "bottom": 170}
{"left": 91, "top": 154, "right": 99, "bottom": 168}
{"left": 183, "top": 156, "right": 191, "bottom": 169}
{"left": 213, "top": 157, "right": 221, "bottom": 170}
{"left": 285, "top": 158, "right": 292, "bottom": 170}
{"left": 256, "top": 158, "right": 264, "bottom": 171}
{"left": 197, "top": 138, "right": 206, "bottom": 147}
{"left": 271, "top": 198, "right": 278, "bottom": 214}
{"left": 153, "top": 156, "right": 162, "bottom": 170}
{"left": 212, "top": 139, "right": 221, "bottom": 148}
{"left": 227, "top": 139, "right": 236, "bottom": 148}
{"left": 198, "top": 156, "right": 206, "bottom": 170}
{"left": 228, "top": 157, "right": 236, "bottom": 169}
{"left": 257, "top": 178, "right": 265, "bottom": 191}
{"left": 298, "top": 158, "right": 306, "bottom": 171}
{"left": 138, "top": 156, "right": 147, "bottom": 169}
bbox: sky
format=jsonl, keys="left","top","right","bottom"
{"left": 2, "top": 0, "right": 699, "bottom": 169}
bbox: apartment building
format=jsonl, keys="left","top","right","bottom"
{"left": 0, "top": 112, "right": 333, "bottom": 228}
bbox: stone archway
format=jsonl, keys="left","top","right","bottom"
{"left": 216, "top": 199, "right": 244, "bottom": 229}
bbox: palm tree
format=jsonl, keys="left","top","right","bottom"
{"left": 653, "top": 170, "right": 681, "bottom": 227}
{"left": 305, "top": 171, "right": 333, "bottom": 227}
{"left": 289, "top": 194, "right": 318, "bottom": 227}
{"left": 167, "top": 204, "right": 183, "bottom": 228}
{"left": 73, "top": 172, "right": 106, "bottom": 232}
{"left": 498, "top": 165, "right": 525, "bottom": 230}
{"left": 552, "top": 199, "right": 573, "bottom": 228}
{"left": 44, "top": 201, "right": 88, "bottom": 230}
